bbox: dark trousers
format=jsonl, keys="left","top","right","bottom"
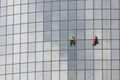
{"left": 70, "top": 40, "right": 75, "bottom": 46}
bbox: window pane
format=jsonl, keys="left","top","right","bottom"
{"left": 94, "top": 0, "right": 101, "bottom": 8}
{"left": 77, "top": 71, "right": 84, "bottom": 80}
{"left": 44, "top": 52, "right": 51, "bottom": 61}
{"left": 36, "top": 3, "right": 43, "bottom": 12}
{"left": 86, "top": 71, "right": 93, "bottom": 80}
{"left": 52, "top": 2, "right": 59, "bottom": 10}
{"left": 44, "top": 31, "right": 51, "bottom": 41}
{"left": 86, "top": 0, "right": 93, "bottom": 9}
{"left": 52, "top": 31, "right": 59, "bottom": 41}
{"left": 44, "top": 2, "right": 51, "bottom": 11}
{"left": 111, "top": 0, "right": 119, "bottom": 9}
{"left": 94, "top": 70, "right": 102, "bottom": 80}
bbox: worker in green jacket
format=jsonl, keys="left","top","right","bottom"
{"left": 69, "top": 36, "right": 75, "bottom": 46}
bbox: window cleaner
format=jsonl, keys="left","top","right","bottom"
{"left": 70, "top": 36, "right": 75, "bottom": 46}
{"left": 92, "top": 36, "right": 99, "bottom": 46}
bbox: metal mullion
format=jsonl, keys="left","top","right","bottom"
{"left": 58, "top": 1, "right": 60, "bottom": 80}
{"left": 75, "top": 0, "right": 77, "bottom": 80}
{"left": 119, "top": 0, "right": 120, "bottom": 79}
{"left": 12, "top": 0, "right": 14, "bottom": 79}
{"left": 50, "top": 1, "right": 52, "bottom": 80}
{"left": 27, "top": 0, "right": 29, "bottom": 80}
{"left": 67, "top": 0, "right": 69, "bottom": 80}
{"left": 84, "top": 0, "right": 86, "bottom": 80}
{"left": 101, "top": 0, "right": 104, "bottom": 80}
{"left": 19, "top": 0, "right": 22, "bottom": 79}
{"left": 5, "top": 0, "right": 7, "bottom": 79}
{"left": 93, "top": 0, "right": 95, "bottom": 80}
{"left": 34, "top": 0, "right": 37, "bottom": 80}
{"left": 43, "top": 1, "right": 44, "bottom": 80}
{"left": 110, "top": 0, "right": 112, "bottom": 80}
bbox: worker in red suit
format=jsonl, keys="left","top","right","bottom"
{"left": 93, "top": 36, "right": 99, "bottom": 46}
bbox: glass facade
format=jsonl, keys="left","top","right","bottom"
{"left": 0, "top": 0, "right": 120, "bottom": 80}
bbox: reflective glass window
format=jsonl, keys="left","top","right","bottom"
{"left": 21, "top": 44, "right": 27, "bottom": 52}
{"left": 86, "top": 0, "right": 93, "bottom": 9}
{"left": 44, "top": 2, "right": 51, "bottom": 11}
{"left": 77, "top": 50, "right": 85, "bottom": 60}
{"left": 77, "top": 61, "right": 84, "bottom": 69}
{"left": 111, "top": 0, "right": 119, "bottom": 9}
{"left": 29, "top": 4, "right": 35, "bottom": 12}
{"left": 60, "top": 21, "right": 67, "bottom": 30}
{"left": 69, "top": 21, "right": 76, "bottom": 30}
{"left": 36, "top": 12, "right": 43, "bottom": 22}
{"left": 86, "top": 71, "right": 93, "bottom": 80}
{"left": 69, "top": 1, "right": 76, "bottom": 9}
{"left": 44, "top": 31, "right": 51, "bottom": 41}
{"left": 36, "top": 32, "right": 43, "bottom": 41}
{"left": 52, "top": 31, "right": 59, "bottom": 41}
{"left": 77, "top": 20, "right": 84, "bottom": 29}
{"left": 36, "top": 3, "right": 43, "bottom": 12}
{"left": 60, "top": 61, "right": 67, "bottom": 70}
{"left": 14, "top": 25, "right": 20, "bottom": 34}
{"left": 60, "top": 11, "right": 67, "bottom": 20}
{"left": 77, "top": 1, "right": 84, "bottom": 9}
{"left": 52, "top": 22, "right": 59, "bottom": 30}
{"left": 29, "top": 13, "right": 35, "bottom": 22}
{"left": 52, "top": 2, "right": 59, "bottom": 10}
{"left": 14, "top": 15, "right": 20, "bottom": 24}
{"left": 60, "top": 31, "right": 67, "bottom": 41}
{"left": 77, "top": 10, "right": 84, "bottom": 20}
{"left": 52, "top": 11, "right": 59, "bottom": 21}
{"left": 44, "top": 42, "right": 51, "bottom": 51}
{"left": 52, "top": 62, "right": 59, "bottom": 70}
{"left": 86, "top": 10, "right": 93, "bottom": 19}
{"left": 21, "top": 5, "right": 28, "bottom": 13}
{"left": 86, "top": 61, "right": 93, "bottom": 69}
{"left": 36, "top": 23, "right": 43, "bottom": 31}
{"left": 14, "top": 5, "right": 20, "bottom": 14}
{"left": 44, "top": 52, "right": 51, "bottom": 61}
{"left": 21, "top": 14, "right": 28, "bottom": 23}
{"left": 44, "top": 22, "right": 51, "bottom": 31}
{"left": 94, "top": 0, "right": 102, "bottom": 8}
{"left": 28, "top": 43, "right": 35, "bottom": 52}
{"left": 28, "top": 33, "right": 35, "bottom": 42}
{"left": 60, "top": 2, "right": 68, "bottom": 10}
{"left": 29, "top": 23, "right": 35, "bottom": 32}
{"left": 69, "top": 61, "right": 76, "bottom": 70}
{"left": 1, "top": 7, "right": 6, "bottom": 16}
{"left": 52, "top": 51, "right": 59, "bottom": 61}
{"left": 1, "top": 0, "right": 6, "bottom": 6}
{"left": 52, "top": 42, "right": 59, "bottom": 50}
{"left": 8, "top": 0, "right": 13, "bottom": 6}
{"left": 36, "top": 43, "right": 43, "bottom": 51}
{"left": 44, "top": 72, "right": 51, "bottom": 80}
{"left": 44, "top": 12, "right": 52, "bottom": 21}
{"left": 111, "top": 10, "right": 119, "bottom": 19}
{"left": 14, "top": 0, "right": 20, "bottom": 4}
{"left": 21, "top": 0, "right": 28, "bottom": 3}
{"left": 77, "top": 71, "right": 84, "bottom": 80}
{"left": 60, "top": 50, "right": 68, "bottom": 60}
{"left": 44, "top": 62, "right": 51, "bottom": 71}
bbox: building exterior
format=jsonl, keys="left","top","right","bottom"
{"left": 0, "top": 0, "right": 120, "bottom": 80}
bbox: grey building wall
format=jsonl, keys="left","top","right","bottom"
{"left": 0, "top": 0, "right": 120, "bottom": 80}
